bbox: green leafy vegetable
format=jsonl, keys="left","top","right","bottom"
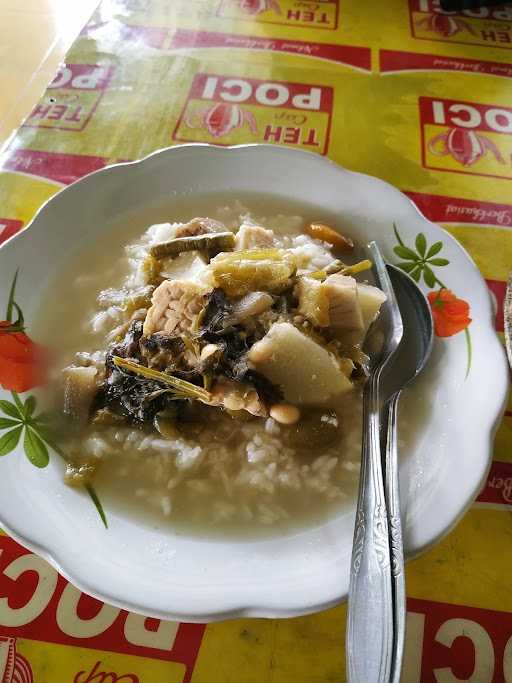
{"left": 150, "top": 232, "right": 235, "bottom": 258}
{"left": 113, "top": 356, "right": 212, "bottom": 402}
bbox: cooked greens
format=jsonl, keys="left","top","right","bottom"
{"left": 150, "top": 232, "right": 235, "bottom": 259}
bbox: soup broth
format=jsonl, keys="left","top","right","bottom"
{"left": 35, "top": 193, "right": 391, "bottom": 537}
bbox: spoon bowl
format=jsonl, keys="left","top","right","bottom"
{"left": 384, "top": 265, "right": 434, "bottom": 394}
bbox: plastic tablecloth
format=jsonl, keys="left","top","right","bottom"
{"left": 1, "top": 1, "right": 511, "bottom": 681}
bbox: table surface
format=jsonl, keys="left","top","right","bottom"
{"left": 0, "top": 0, "right": 99, "bottom": 149}
{"left": 0, "top": 1, "right": 511, "bottom": 681}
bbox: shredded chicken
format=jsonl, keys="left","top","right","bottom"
{"left": 143, "top": 279, "right": 211, "bottom": 336}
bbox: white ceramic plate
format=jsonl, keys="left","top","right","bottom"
{"left": 0, "top": 144, "right": 507, "bottom": 621}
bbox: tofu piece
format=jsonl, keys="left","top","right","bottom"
{"left": 324, "top": 274, "right": 364, "bottom": 331}
{"left": 248, "top": 322, "right": 352, "bottom": 405}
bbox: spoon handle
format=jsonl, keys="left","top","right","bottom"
{"left": 347, "top": 371, "right": 393, "bottom": 683}
{"left": 385, "top": 392, "right": 406, "bottom": 683}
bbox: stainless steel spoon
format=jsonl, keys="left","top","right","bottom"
{"left": 347, "top": 253, "right": 433, "bottom": 683}
{"left": 347, "top": 242, "right": 404, "bottom": 683}
{"left": 382, "top": 264, "right": 434, "bottom": 683}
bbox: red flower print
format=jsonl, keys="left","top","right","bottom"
{"left": 0, "top": 321, "right": 46, "bottom": 392}
{"left": 427, "top": 289, "right": 472, "bottom": 338}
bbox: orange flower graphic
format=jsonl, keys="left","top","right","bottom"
{"left": 427, "top": 289, "right": 472, "bottom": 338}
{"left": 0, "top": 321, "right": 46, "bottom": 392}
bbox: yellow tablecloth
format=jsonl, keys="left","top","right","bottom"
{"left": 1, "top": 1, "right": 511, "bottom": 681}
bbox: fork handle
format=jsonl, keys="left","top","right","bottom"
{"left": 347, "top": 372, "right": 393, "bottom": 683}
{"left": 385, "top": 392, "right": 406, "bottom": 683}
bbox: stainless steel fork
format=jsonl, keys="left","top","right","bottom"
{"left": 346, "top": 242, "right": 403, "bottom": 683}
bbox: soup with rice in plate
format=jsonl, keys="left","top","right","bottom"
{"left": 37, "top": 200, "right": 387, "bottom": 534}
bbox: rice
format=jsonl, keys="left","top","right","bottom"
{"left": 81, "top": 395, "right": 360, "bottom": 527}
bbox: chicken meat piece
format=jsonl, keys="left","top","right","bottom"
{"left": 296, "top": 273, "right": 363, "bottom": 331}
{"left": 234, "top": 224, "right": 275, "bottom": 251}
{"left": 324, "top": 274, "right": 364, "bottom": 331}
{"left": 248, "top": 322, "right": 352, "bottom": 405}
{"left": 143, "top": 279, "right": 211, "bottom": 336}
{"left": 209, "top": 378, "right": 267, "bottom": 417}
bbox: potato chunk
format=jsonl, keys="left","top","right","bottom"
{"left": 248, "top": 322, "right": 352, "bottom": 405}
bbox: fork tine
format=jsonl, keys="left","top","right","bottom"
{"left": 368, "top": 241, "right": 404, "bottom": 352}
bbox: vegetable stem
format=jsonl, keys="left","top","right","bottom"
{"left": 341, "top": 259, "right": 372, "bottom": 276}
{"left": 112, "top": 356, "right": 212, "bottom": 402}
{"left": 150, "top": 232, "right": 235, "bottom": 258}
